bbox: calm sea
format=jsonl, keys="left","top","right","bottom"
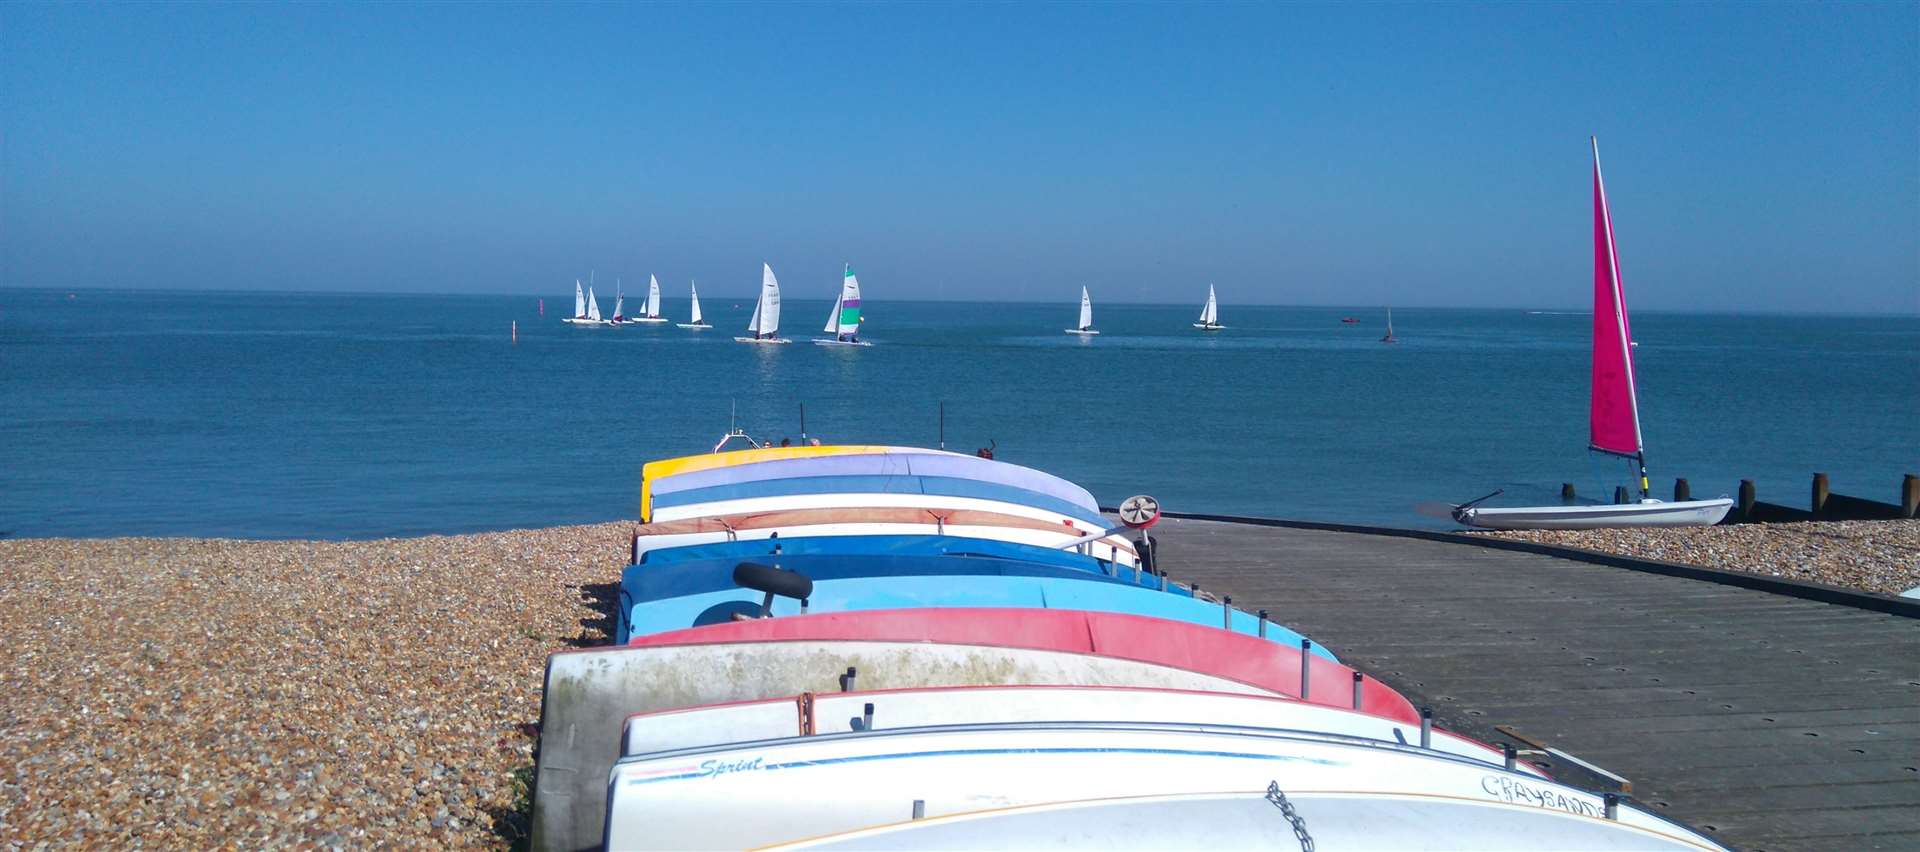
{"left": 1, "top": 288, "right": 1913, "bottom": 539}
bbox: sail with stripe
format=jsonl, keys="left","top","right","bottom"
{"left": 823, "top": 265, "right": 863, "bottom": 339}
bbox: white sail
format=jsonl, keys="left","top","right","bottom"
{"left": 748, "top": 263, "right": 782, "bottom": 336}
{"left": 1078, "top": 287, "right": 1093, "bottom": 330}
{"left": 824, "top": 292, "right": 844, "bottom": 334}
{"left": 573, "top": 280, "right": 585, "bottom": 318}
{"left": 586, "top": 287, "right": 602, "bottom": 322}
{"left": 611, "top": 293, "right": 624, "bottom": 322}
{"left": 1199, "top": 284, "right": 1218, "bottom": 326}
{"left": 689, "top": 282, "right": 704, "bottom": 324}
{"left": 645, "top": 275, "right": 662, "bottom": 318}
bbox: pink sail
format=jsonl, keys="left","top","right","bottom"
{"left": 1588, "top": 138, "right": 1643, "bottom": 457}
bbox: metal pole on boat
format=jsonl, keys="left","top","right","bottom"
{"left": 1503, "top": 743, "right": 1517, "bottom": 771}
{"left": 1257, "top": 610, "right": 1269, "bottom": 638}
{"left": 799, "top": 597, "right": 808, "bottom": 614}
{"left": 1419, "top": 707, "right": 1433, "bottom": 748}
{"left": 1603, "top": 793, "right": 1619, "bottom": 820}
{"left": 1222, "top": 596, "right": 1232, "bottom": 630}
{"left": 840, "top": 667, "right": 857, "bottom": 692}
{"left": 1298, "top": 640, "right": 1312, "bottom": 700}
{"left": 1351, "top": 672, "right": 1363, "bottom": 710}
{"left": 862, "top": 702, "right": 874, "bottom": 731}
{"left": 912, "top": 800, "right": 926, "bottom": 820}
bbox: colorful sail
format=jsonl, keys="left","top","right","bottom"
{"left": 645, "top": 275, "right": 662, "bottom": 319}
{"left": 834, "top": 265, "right": 862, "bottom": 338}
{"left": 1588, "top": 137, "right": 1643, "bottom": 457}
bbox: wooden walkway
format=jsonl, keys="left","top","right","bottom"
{"left": 1150, "top": 517, "right": 1920, "bottom": 852}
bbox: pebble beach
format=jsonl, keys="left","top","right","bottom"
{"left": 0, "top": 523, "right": 633, "bottom": 848}
{"left": 1480, "top": 519, "right": 1920, "bottom": 597}
{"left": 3, "top": 518, "right": 1914, "bottom": 848}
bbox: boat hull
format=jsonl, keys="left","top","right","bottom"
{"left": 607, "top": 724, "right": 1720, "bottom": 850}
{"left": 1456, "top": 497, "right": 1733, "bottom": 530}
{"left": 1064, "top": 328, "right": 1099, "bottom": 335}
{"left": 1192, "top": 323, "right": 1223, "bottom": 330}
{"left": 675, "top": 323, "right": 711, "bottom": 329}
{"left": 812, "top": 338, "right": 872, "bottom": 346}
{"left": 531, "top": 639, "right": 1279, "bottom": 852}
{"left": 622, "top": 317, "right": 669, "bottom": 324}
{"left": 560, "top": 317, "right": 605, "bottom": 326}
{"left": 630, "top": 506, "right": 1136, "bottom": 565}
{"left": 734, "top": 336, "right": 792, "bottom": 344}
{"left": 621, "top": 685, "right": 1533, "bottom": 771}
{"left": 651, "top": 451, "right": 1102, "bottom": 515}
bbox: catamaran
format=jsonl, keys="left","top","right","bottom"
{"left": 1380, "top": 307, "right": 1396, "bottom": 343}
{"left": 735, "top": 263, "right": 792, "bottom": 344}
{"left": 677, "top": 281, "right": 711, "bottom": 329}
{"left": 627, "top": 275, "right": 668, "bottom": 324}
{"left": 1064, "top": 286, "right": 1098, "bottom": 335}
{"left": 561, "top": 279, "right": 607, "bottom": 326}
{"left": 1453, "top": 138, "right": 1734, "bottom": 530}
{"left": 1193, "top": 284, "right": 1223, "bottom": 331}
{"left": 815, "top": 264, "right": 871, "bottom": 346}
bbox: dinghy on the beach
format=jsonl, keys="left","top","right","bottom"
{"left": 628, "top": 506, "right": 1138, "bottom": 565}
{"left": 736, "top": 263, "right": 791, "bottom": 344}
{"left": 1453, "top": 139, "right": 1732, "bottom": 530}
{"left": 620, "top": 684, "right": 1530, "bottom": 770}
{"left": 1065, "top": 286, "right": 1098, "bottom": 335}
{"left": 815, "top": 264, "right": 871, "bottom": 346}
{"left": 676, "top": 281, "right": 711, "bottom": 329}
{"left": 530, "top": 615, "right": 1300, "bottom": 851}
{"left": 650, "top": 474, "right": 1111, "bottom": 530}
{"left": 1194, "top": 284, "right": 1223, "bottom": 330}
{"left": 605, "top": 723, "right": 1715, "bottom": 851}
{"left": 648, "top": 451, "right": 1104, "bottom": 517}
{"left": 616, "top": 572, "right": 1325, "bottom": 647}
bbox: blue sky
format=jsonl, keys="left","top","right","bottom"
{"left": 3, "top": 3, "right": 1914, "bottom": 312}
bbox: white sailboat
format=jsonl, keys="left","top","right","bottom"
{"left": 814, "top": 264, "right": 871, "bottom": 346}
{"left": 735, "top": 263, "right": 791, "bottom": 344}
{"left": 561, "top": 279, "right": 600, "bottom": 325}
{"left": 1192, "top": 284, "right": 1222, "bottom": 330}
{"left": 677, "top": 281, "right": 711, "bottom": 329}
{"left": 608, "top": 280, "right": 628, "bottom": 325}
{"left": 1453, "top": 138, "right": 1733, "bottom": 530}
{"left": 1380, "top": 307, "right": 1396, "bottom": 343}
{"left": 1064, "top": 287, "right": 1098, "bottom": 335}
{"left": 629, "top": 275, "right": 668, "bottom": 324}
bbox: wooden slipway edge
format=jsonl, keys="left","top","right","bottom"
{"left": 1101, "top": 508, "right": 1920, "bottom": 620}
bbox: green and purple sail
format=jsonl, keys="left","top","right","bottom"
{"left": 824, "top": 265, "right": 863, "bottom": 339}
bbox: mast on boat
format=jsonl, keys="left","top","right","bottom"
{"left": 1589, "top": 136, "right": 1649, "bottom": 499}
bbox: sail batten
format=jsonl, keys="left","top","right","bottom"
{"left": 1588, "top": 138, "right": 1644, "bottom": 457}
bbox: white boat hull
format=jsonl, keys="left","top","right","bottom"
{"left": 623, "top": 317, "right": 669, "bottom": 324}
{"left": 560, "top": 317, "right": 606, "bottom": 326}
{"left": 622, "top": 685, "right": 1532, "bottom": 772}
{"left": 1193, "top": 323, "right": 1223, "bottom": 330}
{"left": 1456, "top": 497, "right": 1733, "bottom": 530}
{"left": 813, "top": 338, "right": 872, "bottom": 347}
{"left": 1064, "top": 329, "right": 1099, "bottom": 335}
{"left": 634, "top": 521, "right": 1136, "bottom": 566}
{"left": 734, "top": 336, "right": 792, "bottom": 344}
{"left": 532, "top": 643, "right": 1274, "bottom": 852}
{"left": 606, "top": 724, "right": 1721, "bottom": 851}
{"left": 676, "top": 323, "right": 712, "bottom": 329}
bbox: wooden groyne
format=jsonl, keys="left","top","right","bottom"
{"left": 1144, "top": 515, "right": 1920, "bottom": 852}
{"left": 1557, "top": 472, "right": 1919, "bottom": 523}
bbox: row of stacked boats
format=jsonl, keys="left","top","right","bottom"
{"left": 530, "top": 444, "right": 1724, "bottom": 850}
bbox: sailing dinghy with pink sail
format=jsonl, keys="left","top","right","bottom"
{"left": 1454, "top": 139, "right": 1733, "bottom": 530}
